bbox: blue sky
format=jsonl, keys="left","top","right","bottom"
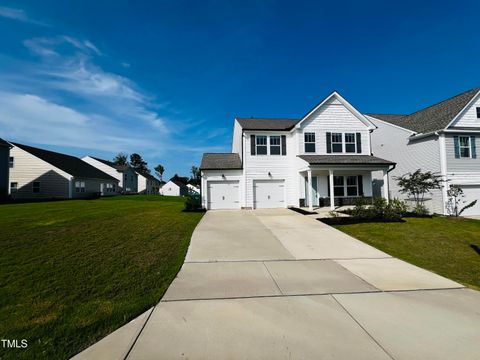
{"left": 0, "top": 1, "right": 479, "bottom": 178}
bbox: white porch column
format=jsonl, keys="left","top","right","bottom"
{"left": 307, "top": 170, "right": 313, "bottom": 211}
{"left": 329, "top": 169, "right": 335, "bottom": 210}
{"left": 383, "top": 169, "right": 389, "bottom": 203}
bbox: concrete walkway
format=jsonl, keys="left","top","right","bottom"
{"left": 73, "top": 209, "right": 480, "bottom": 360}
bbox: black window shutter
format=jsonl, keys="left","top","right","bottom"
{"left": 281, "top": 135, "right": 287, "bottom": 155}
{"left": 356, "top": 133, "right": 362, "bottom": 153}
{"left": 327, "top": 175, "right": 330, "bottom": 196}
{"left": 357, "top": 175, "right": 363, "bottom": 196}
{"left": 453, "top": 136, "right": 460, "bottom": 158}
{"left": 326, "top": 132, "right": 332, "bottom": 153}
{"left": 251, "top": 135, "right": 256, "bottom": 155}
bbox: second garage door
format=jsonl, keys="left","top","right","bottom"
{"left": 458, "top": 186, "right": 480, "bottom": 216}
{"left": 254, "top": 180, "right": 285, "bottom": 209}
{"left": 207, "top": 181, "right": 240, "bottom": 210}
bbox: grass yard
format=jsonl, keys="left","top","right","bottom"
{"left": 0, "top": 195, "right": 204, "bottom": 360}
{"left": 334, "top": 216, "right": 480, "bottom": 290}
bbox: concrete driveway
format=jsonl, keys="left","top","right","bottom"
{"left": 74, "top": 209, "right": 480, "bottom": 360}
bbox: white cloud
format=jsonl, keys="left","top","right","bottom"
{"left": 0, "top": 6, "right": 47, "bottom": 25}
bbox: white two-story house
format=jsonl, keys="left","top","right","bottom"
{"left": 200, "top": 91, "right": 395, "bottom": 210}
{"left": 369, "top": 87, "right": 480, "bottom": 216}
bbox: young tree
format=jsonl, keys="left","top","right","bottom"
{"left": 130, "top": 153, "right": 149, "bottom": 173}
{"left": 446, "top": 185, "right": 477, "bottom": 217}
{"left": 395, "top": 170, "right": 442, "bottom": 207}
{"left": 113, "top": 153, "right": 128, "bottom": 166}
{"left": 190, "top": 165, "right": 201, "bottom": 186}
{"left": 154, "top": 164, "right": 165, "bottom": 182}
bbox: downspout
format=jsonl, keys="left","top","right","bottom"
{"left": 385, "top": 163, "right": 396, "bottom": 201}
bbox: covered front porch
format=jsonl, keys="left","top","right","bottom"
{"left": 299, "top": 164, "right": 393, "bottom": 211}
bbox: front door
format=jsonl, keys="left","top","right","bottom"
{"left": 305, "top": 176, "right": 318, "bottom": 207}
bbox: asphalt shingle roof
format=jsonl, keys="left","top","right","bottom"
{"left": 13, "top": 143, "right": 117, "bottom": 181}
{"left": 235, "top": 118, "right": 300, "bottom": 131}
{"left": 298, "top": 154, "right": 395, "bottom": 166}
{"left": 136, "top": 170, "right": 159, "bottom": 182}
{"left": 90, "top": 156, "right": 131, "bottom": 171}
{"left": 200, "top": 153, "right": 243, "bottom": 170}
{"left": 367, "top": 88, "right": 480, "bottom": 134}
{"left": 0, "top": 138, "right": 12, "bottom": 148}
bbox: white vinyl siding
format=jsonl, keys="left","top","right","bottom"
{"left": 449, "top": 93, "right": 480, "bottom": 128}
{"left": 299, "top": 98, "right": 370, "bottom": 155}
{"left": 9, "top": 146, "right": 70, "bottom": 199}
{"left": 370, "top": 117, "right": 443, "bottom": 214}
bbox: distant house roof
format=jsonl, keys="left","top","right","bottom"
{"left": 136, "top": 170, "right": 159, "bottom": 182}
{"left": 0, "top": 138, "right": 12, "bottom": 148}
{"left": 161, "top": 179, "right": 187, "bottom": 188}
{"left": 298, "top": 155, "right": 395, "bottom": 166}
{"left": 367, "top": 88, "right": 480, "bottom": 134}
{"left": 89, "top": 156, "right": 132, "bottom": 171}
{"left": 235, "top": 118, "right": 300, "bottom": 131}
{"left": 200, "top": 153, "right": 243, "bottom": 170}
{"left": 13, "top": 143, "right": 118, "bottom": 181}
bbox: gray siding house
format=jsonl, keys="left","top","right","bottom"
{"left": 0, "top": 138, "right": 12, "bottom": 200}
{"left": 369, "top": 88, "right": 480, "bottom": 215}
{"left": 8, "top": 142, "right": 119, "bottom": 200}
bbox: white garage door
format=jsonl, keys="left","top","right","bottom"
{"left": 207, "top": 181, "right": 240, "bottom": 210}
{"left": 459, "top": 186, "right": 480, "bottom": 216}
{"left": 254, "top": 180, "right": 285, "bottom": 209}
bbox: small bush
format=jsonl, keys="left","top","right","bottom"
{"left": 413, "top": 203, "right": 430, "bottom": 216}
{"left": 184, "top": 194, "right": 202, "bottom": 211}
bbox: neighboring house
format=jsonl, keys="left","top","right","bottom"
{"left": 136, "top": 170, "right": 161, "bottom": 194}
{"left": 0, "top": 138, "right": 12, "bottom": 200}
{"left": 369, "top": 87, "right": 480, "bottom": 216}
{"left": 187, "top": 183, "right": 200, "bottom": 194}
{"left": 82, "top": 156, "right": 138, "bottom": 193}
{"left": 200, "top": 91, "right": 395, "bottom": 210}
{"left": 8, "top": 142, "right": 118, "bottom": 200}
{"left": 160, "top": 179, "right": 189, "bottom": 196}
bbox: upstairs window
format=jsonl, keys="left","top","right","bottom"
{"left": 124, "top": 174, "right": 128, "bottom": 180}
{"left": 256, "top": 136, "right": 268, "bottom": 155}
{"left": 459, "top": 136, "right": 471, "bottom": 157}
{"left": 75, "top": 181, "right": 85, "bottom": 193}
{"left": 32, "top": 181, "right": 40, "bottom": 193}
{"left": 270, "top": 136, "right": 281, "bottom": 155}
{"left": 9, "top": 156, "right": 14, "bottom": 168}
{"left": 331, "top": 133, "right": 343, "bottom": 153}
{"left": 345, "top": 133, "right": 356, "bottom": 153}
{"left": 477, "top": 107, "right": 480, "bottom": 119}
{"left": 304, "top": 133, "right": 316, "bottom": 153}
{"left": 10, "top": 182, "right": 18, "bottom": 193}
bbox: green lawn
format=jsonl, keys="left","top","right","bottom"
{"left": 0, "top": 195, "right": 204, "bottom": 360}
{"left": 334, "top": 216, "right": 480, "bottom": 290}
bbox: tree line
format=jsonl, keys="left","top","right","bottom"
{"left": 112, "top": 152, "right": 200, "bottom": 186}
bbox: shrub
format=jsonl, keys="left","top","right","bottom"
{"left": 413, "top": 203, "right": 430, "bottom": 216}
{"left": 184, "top": 194, "right": 202, "bottom": 211}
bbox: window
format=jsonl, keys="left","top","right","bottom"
{"left": 32, "top": 181, "right": 40, "bottom": 193}
{"left": 346, "top": 176, "right": 358, "bottom": 196}
{"left": 459, "top": 136, "right": 471, "bottom": 157}
{"left": 75, "top": 181, "right": 85, "bottom": 193}
{"left": 331, "top": 133, "right": 343, "bottom": 153}
{"left": 304, "top": 133, "right": 316, "bottom": 153}
{"left": 124, "top": 174, "right": 128, "bottom": 180}
{"left": 333, "top": 176, "right": 344, "bottom": 196}
{"left": 270, "top": 136, "right": 281, "bottom": 155}
{"left": 131, "top": 175, "right": 134, "bottom": 181}
{"left": 345, "top": 133, "right": 356, "bottom": 153}
{"left": 477, "top": 107, "right": 480, "bottom": 119}
{"left": 9, "top": 156, "right": 14, "bottom": 168}
{"left": 10, "top": 182, "right": 18, "bottom": 193}
{"left": 256, "top": 136, "right": 268, "bottom": 155}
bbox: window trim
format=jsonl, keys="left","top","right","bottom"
{"left": 344, "top": 133, "right": 357, "bottom": 153}
{"left": 269, "top": 135, "right": 281, "bottom": 155}
{"left": 255, "top": 135, "right": 268, "bottom": 155}
{"left": 333, "top": 175, "right": 360, "bottom": 198}
{"left": 331, "top": 133, "right": 343, "bottom": 153}
{"left": 304, "top": 132, "right": 316, "bottom": 153}
{"left": 459, "top": 136, "right": 471, "bottom": 158}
